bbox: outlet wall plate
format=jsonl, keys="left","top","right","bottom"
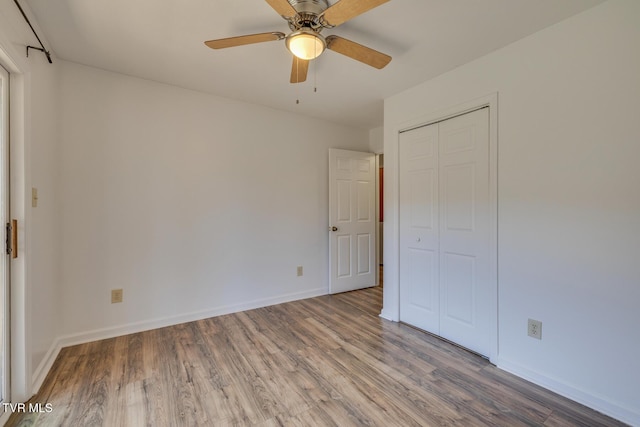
{"left": 111, "top": 289, "right": 123, "bottom": 304}
{"left": 528, "top": 318, "right": 542, "bottom": 340}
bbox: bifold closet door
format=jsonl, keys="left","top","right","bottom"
{"left": 399, "top": 108, "right": 492, "bottom": 357}
{"left": 399, "top": 124, "right": 440, "bottom": 333}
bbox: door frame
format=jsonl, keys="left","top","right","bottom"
{"left": 0, "top": 37, "right": 30, "bottom": 406}
{"left": 0, "top": 61, "right": 9, "bottom": 406}
{"left": 382, "top": 93, "right": 499, "bottom": 363}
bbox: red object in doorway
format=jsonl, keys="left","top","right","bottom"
{"left": 379, "top": 167, "right": 384, "bottom": 222}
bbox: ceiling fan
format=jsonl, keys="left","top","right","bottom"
{"left": 204, "top": 0, "right": 392, "bottom": 84}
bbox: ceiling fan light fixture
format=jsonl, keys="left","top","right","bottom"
{"left": 286, "top": 30, "right": 326, "bottom": 60}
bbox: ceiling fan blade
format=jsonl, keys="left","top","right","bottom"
{"left": 290, "top": 56, "right": 309, "bottom": 83}
{"left": 321, "top": 0, "right": 389, "bottom": 27}
{"left": 264, "top": 0, "right": 298, "bottom": 19}
{"left": 326, "top": 35, "right": 391, "bottom": 69}
{"left": 205, "top": 32, "right": 285, "bottom": 49}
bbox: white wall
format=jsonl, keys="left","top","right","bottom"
{"left": 369, "top": 126, "right": 383, "bottom": 154}
{"left": 0, "top": 0, "right": 61, "bottom": 401}
{"left": 27, "top": 55, "right": 60, "bottom": 385}
{"left": 383, "top": 1, "right": 640, "bottom": 424}
{"left": 56, "top": 61, "right": 369, "bottom": 341}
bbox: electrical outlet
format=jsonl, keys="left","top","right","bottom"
{"left": 32, "top": 188, "right": 38, "bottom": 208}
{"left": 528, "top": 318, "right": 542, "bottom": 340}
{"left": 111, "top": 289, "right": 123, "bottom": 304}
{"left": 297, "top": 266, "right": 303, "bottom": 277}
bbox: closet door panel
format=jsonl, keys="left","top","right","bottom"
{"left": 439, "top": 108, "right": 491, "bottom": 356}
{"left": 399, "top": 124, "right": 440, "bottom": 332}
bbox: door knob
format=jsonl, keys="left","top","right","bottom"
{"left": 330, "top": 226, "right": 338, "bottom": 232}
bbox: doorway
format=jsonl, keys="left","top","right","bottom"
{"left": 328, "top": 148, "right": 377, "bottom": 294}
{"left": 398, "top": 107, "right": 495, "bottom": 358}
{"left": 377, "top": 154, "right": 383, "bottom": 288}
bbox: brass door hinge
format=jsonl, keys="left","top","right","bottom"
{"left": 6, "top": 219, "right": 17, "bottom": 259}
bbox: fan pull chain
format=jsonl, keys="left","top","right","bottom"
{"left": 314, "top": 43, "right": 318, "bottom": 93}
{"left": 313, "top": 58, "right": 317, "bottom": 93}
{"left": 296, "top": 57, "right": 300, "bottom": 104}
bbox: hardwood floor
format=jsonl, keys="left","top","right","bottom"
{"left": 8, "top": 286, "right": 625, "bottom": 426}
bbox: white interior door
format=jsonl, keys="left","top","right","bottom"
{"left": 329, "top": 149, "right": 376, "bottom": 294}
{"left": 399, "top": 108, "right": 493, "bottom": 357}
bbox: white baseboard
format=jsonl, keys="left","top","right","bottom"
{"left": 379, "top": 309, "right": 398, "bottom": 322}
{"left": 29, "top": 287, "right": 327, "bottom": 396}
{"left": 31, "top": 340, "right": 63, "bottom": 397}
{"left": 497, "top": 358, "right": 639, "bottom": 427}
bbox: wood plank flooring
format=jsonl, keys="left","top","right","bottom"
{"left": 7, "top": 286, "right": 626, "bottom": 426}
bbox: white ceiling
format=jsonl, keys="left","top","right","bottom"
{"left": 24, "top": 0, "right": 604, "bottom": 129}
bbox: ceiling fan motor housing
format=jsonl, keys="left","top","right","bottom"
{"left": 287, "top": 0, "right": 329, "bottom": 31}
{"left": 288, "top": 0, "right": 329, "bottom": 16}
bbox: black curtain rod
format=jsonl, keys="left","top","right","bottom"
{"left": 13, "top": 0, "right": 52, "bottom": 64}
